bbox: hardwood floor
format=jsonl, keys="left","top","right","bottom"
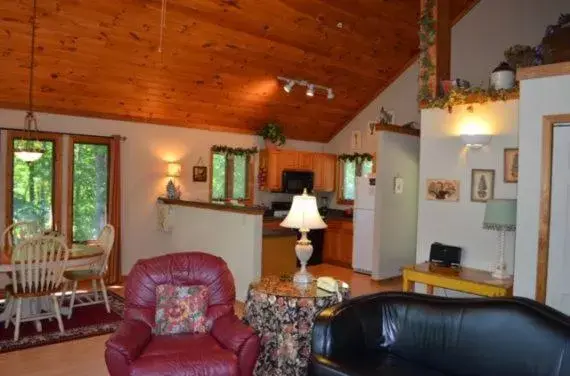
{"left": 0, "top": 265, "right": 401, "bottom": 375}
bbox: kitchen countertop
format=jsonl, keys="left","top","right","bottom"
{"left": 263, "top": 209, "right": 353, "bottom": 223}
{"left": 262, "top": 228, "right": 298, "bottom": 238}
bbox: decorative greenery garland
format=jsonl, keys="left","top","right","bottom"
{"left": 338, "top": 153, "right": 374, "bottom": 163}
{"left": 211, "top": 145, "right": 258, "bottom": 156}
{"left": 421, "top": 86, "right": 520, "bottom": 111}
{"left": 418, "top": 0, "right": 436, "bottom": 103}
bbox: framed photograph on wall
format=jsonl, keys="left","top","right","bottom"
{"left": 426, "top": 179, "right": 460, "bottom": 202}
{"left": 504, "top": 148, "right": 519, "bottom": 183}
{"left": 471, "top": 169, "right": 495, "bottom": 202}
{"left": 193, "top": 166, "right": 207, "bottom": 182}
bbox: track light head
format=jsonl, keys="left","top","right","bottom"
{"left": 283, "top": 80, "right": 295, "bottom": 93}
{"left": 306, "top": 84, "right": 315, "bottom": 97}
{"left": 327, "top": 88, "right": 335, "bottom": 100}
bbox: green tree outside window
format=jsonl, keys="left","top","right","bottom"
{"left": 212, "top": 152, "right": 249, "bottom": 201}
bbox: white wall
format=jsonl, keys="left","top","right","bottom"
{"left": 0, "top": 109, "right": 324, "bottom": 276}
{"left": 170, "top": 206, "right": 262, "bottom": 301}
{"left": 515, "top": 75, "right": 570, "bottom": 299}
{"left": 372, "top": 131, "right": 419, "bottom": 280}
{"left": 326, "top": 0, "right": 570, "bottom": 209}
{"left": 417, "top": 102, "right": 519, "bottom": 287}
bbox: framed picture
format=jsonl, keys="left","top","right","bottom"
{"left": 471, "top": 169, "right": 495, "bottom": 202}
{"left": 504, "top": 148, "right": 519, "bottom": 183}
{"left": 193, "top": 166, "right": 207, "bottom": 182}
{"left": 351, "top": 130, "right": 362, "bottom": 150}
{"left": 426, "top": 179, "right": 460, "bottom": 202}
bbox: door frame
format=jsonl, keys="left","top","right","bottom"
{"left": 536, "top": 114, "right": 570, "bottom": 303}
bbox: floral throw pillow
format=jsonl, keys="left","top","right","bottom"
{"left": 154, "top": 284, "right": 210, "bottom": 335}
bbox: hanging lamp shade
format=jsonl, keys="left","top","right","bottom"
{"left": 15, "top": 112, "right": 44, "bottom": 162}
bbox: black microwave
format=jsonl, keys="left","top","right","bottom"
{"left": 282, "top": 170, "right": 314, "bottom": 194}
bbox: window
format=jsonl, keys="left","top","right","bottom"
{"left": 338, "top": 158, "right": 374, "bottom": 204}
{"left": 6, "top": 131, "right": 62, "bottom": 230}
{"left": 68, "top": 136, "right": 110, "bottom": 243}
{"left": 211, "top": 152, "right": 253, "bottom": 203}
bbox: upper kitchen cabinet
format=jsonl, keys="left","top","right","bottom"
{"left": 259, "top": 149, "right": 336, "bottom": 192}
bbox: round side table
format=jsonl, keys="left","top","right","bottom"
{"left": 244, "top": 275, "right": 350, "bottom": 376}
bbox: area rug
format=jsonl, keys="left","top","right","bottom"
{"left": 0, "top": 290, "right": 124, "bottom": 353}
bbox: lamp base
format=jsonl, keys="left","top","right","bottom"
{"left": 294, "top": 230, "right": 314, "bottom": 285}
{"left": 492, "top": 262, "right": 511, "bottom": 280}
{"left": 492, "top": 230, "right": 512, "bottom": 280}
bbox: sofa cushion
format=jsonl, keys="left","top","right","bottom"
{"left": 131, "top": 333, "right": 239, "bottom": 376}
{"left": 310, "top": 352, "right": 447, "bottom": 376}
{"left": 154, "top": 284, "right": 210, "bottom": 335}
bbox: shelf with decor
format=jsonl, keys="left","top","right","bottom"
{"left": 419, "top": 87, "right": 520, "bottom": 112}
{"left": 374, "top": 123, "right": 421, "bottom": 137}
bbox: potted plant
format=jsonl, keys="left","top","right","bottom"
{"left": 258, "top": 122, "right": 286, "bottom": 149}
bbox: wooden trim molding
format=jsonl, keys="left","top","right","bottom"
{"left": 517, "top": 62, "right": 570, "bottom": 81}
{"left": 536, "top": 114, "right": 570, "bottom": 303}
{"left": 4, "top": 131, "right": 63, "bottom": 230}
{"left": 375, "top": 124, "right": 420, "bottom": 137}
{"left": 158, "top": 198, "right": 265, "bottom": 215}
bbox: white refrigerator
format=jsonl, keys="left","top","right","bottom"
{"left": 352, "top": 176, "right": 375, "bottom": 274}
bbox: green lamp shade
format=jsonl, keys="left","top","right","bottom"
{"left": 483, "top": 199, "right": 517, "bottom": 231}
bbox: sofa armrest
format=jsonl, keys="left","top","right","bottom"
{"left": 105, "top": 320, "right": 152, "bottom": 363}
{"left": 312, "top": 303, "right": 367, "bottom": 360}
{"left": 211, "top": 314, "right": 261, "bottom": 376}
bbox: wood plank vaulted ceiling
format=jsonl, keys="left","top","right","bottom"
{"left": 1, "top": 0, "right": 477, "bottom": 142}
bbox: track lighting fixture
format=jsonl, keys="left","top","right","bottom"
{"left": 306, "top": 85, "right": 315, "bottom": 97}
{"left": 283, "top": 80, "right": 295, "bottom": 93}
{"left": 277, "top": 76, "right": 334, "bottom": 100}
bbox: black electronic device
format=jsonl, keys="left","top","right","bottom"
{"left": 429, "top": 242, "right": 462, "bottom": 267}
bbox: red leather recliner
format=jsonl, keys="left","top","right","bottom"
{"left": 105, "top": 252, "right": 260, "bottom": 376}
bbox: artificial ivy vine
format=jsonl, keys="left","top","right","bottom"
{"left": 418, "top": 0, "right": 436, "bottom": 103}
{"left": 211, "top": 145, "right": 258, "bottom": 156}
{"left": 338, "top": 153, "right": 374, "bottom": 163}
{"left": 421, "top": 86, "right": 520, "bottom": 112}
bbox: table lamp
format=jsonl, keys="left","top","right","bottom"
{"left": 280, "top": 188, "right": 327, "bottom": 284}
{"left": 483, "top": 199, "right": 517, "bottom": 279}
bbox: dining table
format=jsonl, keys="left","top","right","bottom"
{"left": 0, "top": 243, "right": 104, "bottom": 322}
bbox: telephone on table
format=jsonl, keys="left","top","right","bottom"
{"left": 317, "top": 277, "right": 347, "bottom": 302}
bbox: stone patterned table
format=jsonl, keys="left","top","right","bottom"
{"left": 244, "top": 275, "right": 350, "bottom": 376}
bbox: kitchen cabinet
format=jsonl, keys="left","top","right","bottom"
{"left": 323, "top": 219, "right": 353, "bottom": 267}
{"left": 259, "top": 149, "right": 336, "bottom": 192}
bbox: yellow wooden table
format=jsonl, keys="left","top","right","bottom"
{"left": 402, "top": 262, "right": 513, "bottom": 297}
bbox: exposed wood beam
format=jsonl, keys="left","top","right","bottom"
{"left": 419, "top": 0, "right": 451, "bottom": 99}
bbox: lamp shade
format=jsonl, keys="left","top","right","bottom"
{"left": 483, "top": 199, "right": 517, "bottom": 231}
{"left": 280, "top": 189, "right": 327, "bottom": 230}
{"left": 167, "top": 162, "right": 181, "bottom": 177}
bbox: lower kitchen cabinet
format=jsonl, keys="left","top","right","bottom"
{"left": 323, "top": 219, "right": 353, "bottom": 267}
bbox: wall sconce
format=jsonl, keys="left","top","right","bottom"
{"left": 460, "top": 134, "right": 492, "bottom": 150}
{"left": 167, "top": 162, "right": 181, "bottom": 178}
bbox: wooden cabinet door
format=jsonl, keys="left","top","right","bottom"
{"left": 277, "top": 150, "right": 299, "bottom": 171}
{"left": 323, "top": 228, "right": 338, "bottom": 263}
{"left": 321, "top": 154, "right": 336, "bottom": 192}
{"left": 312, "top": 154, "right": 324, "bottom": 192}
{"left": 338, "top": 227, "right": 353, "bottom": 266}
{"left": 298, "top": 152, "right": 314, "bottom": 171}
{"left": 263, "top": 150, "right": 281, "bottom": 191}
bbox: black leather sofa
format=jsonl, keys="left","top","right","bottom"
{"left": 309, "top": 292, "right": 570, "bottom": 376}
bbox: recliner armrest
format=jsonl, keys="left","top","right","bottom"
{"left": 211, "top": 314, "right": 261, "bottom": 376}
{"left": 106, "top": 319, "right": 152, "bottom": 362}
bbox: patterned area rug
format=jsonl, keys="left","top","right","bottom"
{"left": 0, "top": 291, "right": 124, "bottom": 353}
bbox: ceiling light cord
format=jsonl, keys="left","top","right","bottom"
{"left": 158, "top": 0, "right": 167, "bottom": 53}
{"left": 28, "top": 0, "right": 37, "bottom": 115}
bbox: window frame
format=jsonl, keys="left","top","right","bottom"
{"left": 66, "top": 135, "right": 111, "bottom": 244}
{"left": 209, "top": 151, "right": 254, "bottom": 205}
{"left": 5, "top": 130, "right": 63, "bottom": 231}
{"left": 336, "top": 155, "right": 376, "bottom": 205}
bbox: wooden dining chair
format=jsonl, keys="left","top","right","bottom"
{"left": 3, "top": 236, "right": 70, "bottom": 341}
{"left": 1, "top": 221, "right": 42, "bottom": 251}
{"left": 62, "top": 224, "right": 115, "bottom": 318}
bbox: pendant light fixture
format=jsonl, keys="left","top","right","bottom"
{"left": 15, "top": 0, "right": 44, "bottom": 163}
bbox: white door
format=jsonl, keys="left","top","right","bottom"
{"left": 547, "top": 124, "right": 570, "bottom": 315}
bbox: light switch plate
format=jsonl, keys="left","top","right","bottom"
{"left": 394, "top": 177, "right": 404, "bottom": 194}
